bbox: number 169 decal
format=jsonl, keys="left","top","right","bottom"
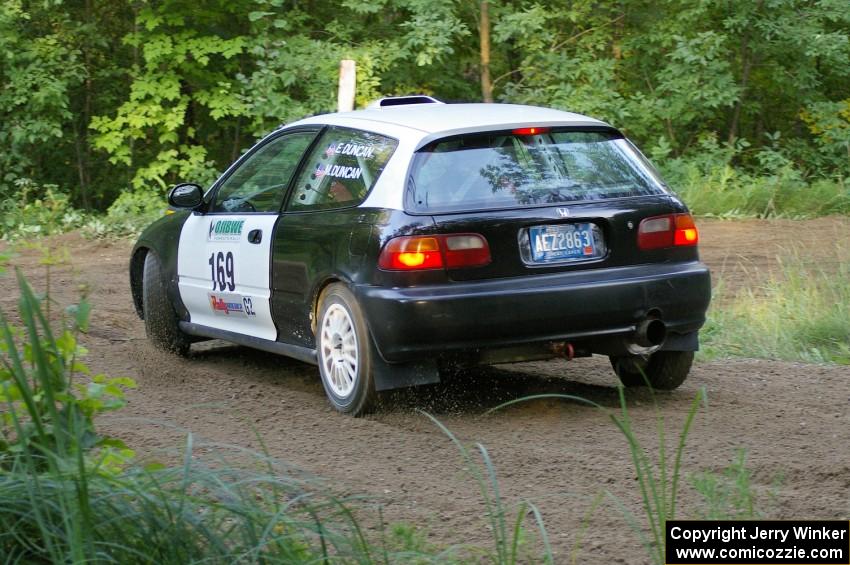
{"left": 208, "top": 251, "right": 235, "bottom": 291}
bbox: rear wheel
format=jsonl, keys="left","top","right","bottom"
{"left": 317, "top": 284, "right": 376, "bottom": 415}
{"left": 610, "top": 350, "right": 694, "bottom": 390}
{"left": 142, "top": 252, "right": 191, "bottom": 356}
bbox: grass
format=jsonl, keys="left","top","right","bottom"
{"left": 484, "top": 387, "right": 705, "bottom": 565}
{"left": 674, "top": 168, "right": 850, "bottom": 219}
{"left": 421, "top": 411, "right": 554, "bottom": 564}
{"left": 0, "top": 264, "right": 775, "bottom": 564}
{"left": 690, "top": 449, "right": 781, "bottom": 521}
{"left": 701, "top": 246, "right": 850, "bottom": 364}
{"left": 0, "top": 271, "right": 447, "bottom": 563}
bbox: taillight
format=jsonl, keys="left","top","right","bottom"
{"left": 637, "top": 213, "right": 699, "bottom": 250}
{"left": 378, "top": 234, "right": 491, "bottom": 271}
{"left": 379, "top": 236, "right": 442, "bottom": 270}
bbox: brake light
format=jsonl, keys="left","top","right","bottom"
{"left": 379, "top": 234, "right": 491, "bottom": 270}
{"left": 673, "top": 214, "right": 698, "bottom": 246}
{"left": 379, "top": 236, "right": 442, "bottom": 270}
{"left": 512, "top": 127, "right": 550, "bottom": 135}
{"left": 637, "top": 213, "right": 699, "bottom": 250}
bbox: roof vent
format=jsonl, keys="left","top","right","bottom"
{"left": 367, "top": 95, "right": 444, "bottom": 109}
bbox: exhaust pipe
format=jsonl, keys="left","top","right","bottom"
{"left": 634, "top": 318, "right": 667, "bottom": 348}
{"left": 622, "top": 317, "right": 667, "bottom": 355}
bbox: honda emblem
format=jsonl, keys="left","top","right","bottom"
{"left": 556, "top": 208, "right": 570, "bottom": 218}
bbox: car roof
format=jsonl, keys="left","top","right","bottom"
{"left": 287, "top": 103, "right": 609, "bottom": 141}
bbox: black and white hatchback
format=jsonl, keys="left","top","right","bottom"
{"left": 130, "top": 97, "right": 711, "bottom": 415}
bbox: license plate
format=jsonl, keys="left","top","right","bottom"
{"left": 528, "top": 223, "right": 600, "bottom": 263}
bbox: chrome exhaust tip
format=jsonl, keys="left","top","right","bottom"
{"left": 635, "top": 318, "right": 667, "bottom": 348}
{"left": 625, "top": 318, "right": 667, "bottom": 355}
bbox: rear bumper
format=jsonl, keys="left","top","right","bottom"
{"left": 354, "top": 261, "right": 711, "bottom": 363}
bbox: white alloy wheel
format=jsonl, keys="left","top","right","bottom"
{"left": 320, "top": 303, "right": 359, "bottom": 398}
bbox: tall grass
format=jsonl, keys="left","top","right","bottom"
{"left": 658, "top": 139, "right": 850, "bottom": 219}
{"left": 0, "top": 271, "right": 447, "bottom": 563}
{"left": 2, "top": 266, "right": 775, "bottom": 564}
{"left": 480, "top": 386, "right": 706, "bottom": 565}
{"left": 672, "top": 165, "right": 850, "bottom": 219}
{"left": 702, "top": 248, "right": 850, "bottom": 364}
{"left": 421, "top": 412, "right": 555, "bottom": 564}
{"left": 690, "top": 449, "right": 780, "bottom": 521}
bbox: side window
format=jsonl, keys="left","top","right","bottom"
{"left": 213, "top": 131, "right": 317, "bottom": 213}
{"left": 288, "top": 128, "right": 398, "bottom": 211}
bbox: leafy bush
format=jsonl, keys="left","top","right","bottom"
{"left": 0, "top": 178, "right": 87, "bottom": 240}
{"left": 83, "top": 190, "right": 169, "bottom": 239}
{"left": 654, "top": 136, "right": 850, "bottom": 218}
{"left": 0, "top": 270, "right": 135, "bottom": 470}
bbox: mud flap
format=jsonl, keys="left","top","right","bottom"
{"left": 369, "top": 337, "right": 440, "bottom": 391}
{"left": 661, "top": 330, "right": 699, "bottom": 352}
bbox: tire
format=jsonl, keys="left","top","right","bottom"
{"left": 142, "top": 251, "right": 191, "bottom": 356}
{"left": 316, "top": 283, "right": 376, "bottom": 415}
{"left": 610, "top": 350, "right": 694, "bottom": 390}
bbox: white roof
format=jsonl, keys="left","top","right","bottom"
{"left": 287, "top": 103, "right": 608, "bottom": 141}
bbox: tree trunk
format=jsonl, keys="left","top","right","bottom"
{"left": 727, "top": 48, "right": 752, "bottom": 145}
{"left": 479, "top": 0, "right": 493, "bottom": 103}
{"left": 231, "top": 117, "right": 242, "bottom": 163}
{"left": 727, "top": 0, "right": 763, "bottom": 145}
{"left": 75, "top": 0, "right": 94, "bottom": 210}
{"left": 72, "top": 120, "right": 90, "bottom": 210}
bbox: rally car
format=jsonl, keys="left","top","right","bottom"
{"left": 130, "top": 97, "right": 711, "bottom": 415}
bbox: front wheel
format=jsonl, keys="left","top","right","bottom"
{"left": 316, "top": 284, "right": 376, "bottom": 415}
{"left": 610, "top": 350, "right": 694, "bottom": 390}
{"left": 142, "top": 251, "right": 191, "bottom": 356}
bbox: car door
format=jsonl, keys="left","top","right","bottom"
{"left": 178, "top": 129, "right": 319, "bottom": 340}
{"left": 271, "top": 127, "right": 399, "bottom": 347}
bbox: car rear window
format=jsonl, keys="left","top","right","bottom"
{"left": 407, "top": 129, "right": 667, "bottom": 213}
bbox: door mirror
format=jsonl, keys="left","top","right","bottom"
{"left": 168, "top": 183, "right": 204, "bottom": 209}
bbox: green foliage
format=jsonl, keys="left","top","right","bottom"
{"left": 658, "top": 136, "right": 850, "bottom": 218}
{"left": 690, "top": 449, "right": 779, "bottom": 520}
{"left": 0, "top": 179, "right": 87, "bottom": 240}
{"left": 0, "top": 270, "right": 135, "bottom": 475}
{"left": 1, "top": 0, "right": 849, "bottom": 222}
{"left": 0, "top": 1, "right": 85, "bottom": 189}
{"left": 422, "top": 411, "right": 554, "bottom": 564}
{"left": 90, "top": 2, "right": 248, "bottom": 190}
{"left": 83, "top": 190, "right": 169, "bottom": 239}
{"left": 486, "top": 385, "right": 764, "bottom": 565}
{"left": 701, "top": 246, "right": 850, "bottom": 364}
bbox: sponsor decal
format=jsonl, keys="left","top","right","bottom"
{"left": 208, "top": 219, "right": 245, "bottom": 242}
{"left": 314, "top": 164, "right": 363, "bottom": 180}
{"left": 208, "top": 293, "right": 256, "bottom": 317}
{"left": 324, "top": 141, "right": 376, "bottom": 159}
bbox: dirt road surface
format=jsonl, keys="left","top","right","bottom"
{"left": 3, "top": 217, "right": 849, "bottom": 562}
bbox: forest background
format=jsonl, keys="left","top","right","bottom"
{"left": 2, "top": 0, "right": 849, "bottom": 236}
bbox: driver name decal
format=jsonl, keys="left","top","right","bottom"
{"left": 324, "top": 141, "right": 375, "bottom": 159}
{"left": 208, "top": 219, "right": 245, "bottom": 242}
{"left": 314, "top": 164, "right": 363, "bottom": 180}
